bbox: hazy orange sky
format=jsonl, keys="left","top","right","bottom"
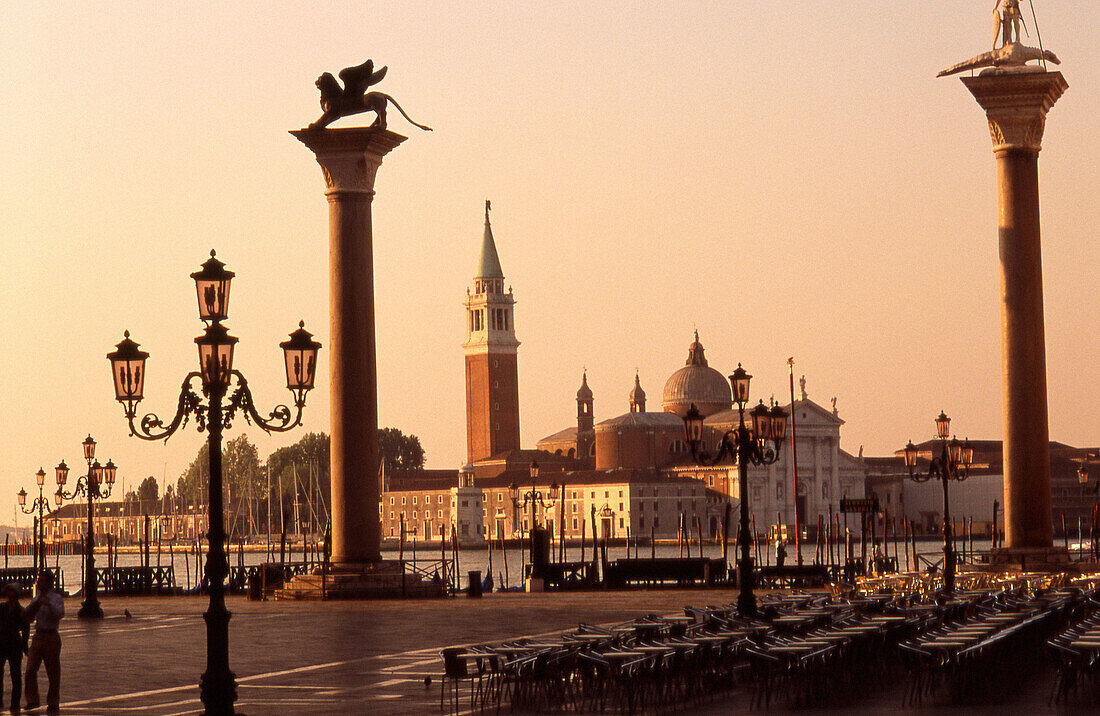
{"left": 1, "top": 2, "right": 1096, "bottom": 524}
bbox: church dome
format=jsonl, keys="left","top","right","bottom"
{"left": 661, "top": 331, "right": 731, "bottom": 418}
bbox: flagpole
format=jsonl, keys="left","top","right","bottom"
{"left": 788, "top": 357, "right": 803, "bottom": 566}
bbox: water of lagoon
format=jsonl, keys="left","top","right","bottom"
{"left": 12, "top": 534, "right": 1002, "bottom": 595}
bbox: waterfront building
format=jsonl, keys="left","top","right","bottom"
{"left": 865, "top": 440, "right": 1099, "bottom": 538}
{"left": 43, "top": 498, "right": 210, "bottom": 546}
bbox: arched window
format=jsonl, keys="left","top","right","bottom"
{"left": 588, "top": 443, "right": 596, "bottom": 457}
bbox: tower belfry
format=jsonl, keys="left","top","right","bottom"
{"left": 464, "top": 201, "right": 521, "bottom": 463}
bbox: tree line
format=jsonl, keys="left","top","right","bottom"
{"left": 126, "top": 428, "right": 424, "bottom": 536}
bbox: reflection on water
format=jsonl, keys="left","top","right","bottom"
{"left": 15, "top": 536, "right": 993, "bottom": 595}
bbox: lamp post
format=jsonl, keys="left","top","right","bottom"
{"left": 509, "top": 462, "right": 559, "bottom": 580}
{"left": 107, "top": 250, "right": 321, "bottom": 716}
{"left": 1078, "top": 463, "right": 1099, "bottom": 561}
{"left": 508, "top": 461, "right": 560, "bottom": 529}
{"left": 903, "top": 412, "right": 973, "bottom": 594}
{"left": 54, "top": 436, "right": 116, "bottom": 618}
{"left": 681, "top": 364, "right": 788, "bottom": 618}
{"left": 17, "top": 469, "right": 57, "bottom": 573}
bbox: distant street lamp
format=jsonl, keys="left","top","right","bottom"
{"left": 107, "top": 250, "right": 321, "bottom": 716}
{"left": 17, "top": 469, "right": 57, "bottom": 573}
{"left": 508, "top": 461, "right": 559, "bottom": 530}
{"left": 903, "top": 412, "right": 973, "bottom": 594}
{"left": 1080, "top": 463, "right": 1099, "bottom": 559}
{"left": 681, "top": 364, "right": 788, "bottom": 618}
{"left": 55, "top": 436, "right": 116, "bottom": 618}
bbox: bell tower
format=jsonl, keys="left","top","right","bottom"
{"left": 576, "top": 371, "right": 594, "bottom": 460}
{"left": 464, "top": 201, "right": 521, "bottom": 463}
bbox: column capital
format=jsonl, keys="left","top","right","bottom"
{"left": 291, "top": 127, "right": 406, "bottom": 195}
{"left": 961, "top": 70, "right": 1068, "bottom": 153}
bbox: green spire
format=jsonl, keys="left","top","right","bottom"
{"left": 476, "top": 199, "right": 504, "bottom": 279}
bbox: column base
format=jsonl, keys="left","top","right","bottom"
{"left": 77, "top": 600, "right": 104, "bottom": 619}
{"left": 988, "top": 546, "right": 1070, "bottom": 571}
{"left": 276, "top": 560, "right": 447, "bottom": 600}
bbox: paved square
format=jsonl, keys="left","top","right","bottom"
{"left": 35, "top": 590, "right": 1065, "bottom": 714}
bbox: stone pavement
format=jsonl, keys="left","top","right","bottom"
{"left": 29, "top": 590, "right": 1071, "bottom": 714}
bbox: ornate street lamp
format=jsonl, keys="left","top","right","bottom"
{"left": 903, "top": 412, "right": 973, "bottom": 594}
{"left": 18, "top": 468, "right": 56, "bottom": 573}
{"left": 108, "top": 250, "right": 320, "bottom": 716}
{"left": 55, "top": 437, "right": 116, "bottom": 618}
{"left": 681, "top": 364, "right": 788, "bottom": 618}
{"left": 508, "top": 461, "right": 559, "bottom": 583}
{"left": 508, "top": 461, "right": 560, "bottom": 530}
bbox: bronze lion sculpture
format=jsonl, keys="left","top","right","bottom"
{"left": 309, "top": 60, "right": 432, "bottom": 132}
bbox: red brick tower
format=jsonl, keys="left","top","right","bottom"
{"left": 464, "top": 201, "right": 521, "bottom": 463}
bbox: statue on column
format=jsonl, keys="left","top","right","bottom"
{"left": 309, "top": 59, "right": 433, "bottom": 131}
{"left": 938, "top": 1, "right": 1059, "bottom": 77}
{"left": 994, "top": 0, "right": 1026, "bottom": 50}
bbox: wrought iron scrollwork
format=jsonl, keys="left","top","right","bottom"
{"left": 226, "top": 371, "right": 303, "bottom": 434}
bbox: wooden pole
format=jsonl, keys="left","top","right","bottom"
{"left": 650, "top": 524, "right": 655, "bottom": 559}
{"left": 486, "top": 527, "right": 493, "bottom": 588}
{"left": 590, "top": 505, "right": 599, "bottom": 583}
{"left": 776, "top": 511, "right": 783, "bottom": 566}
{"left": 722, "top": 502, "right": 731, "bottom": 565}
{"left": 451, "top": 524, "right": 459, "bottom": 592}
{"left": 816, "top": 514, "right": 824, "bottom": 565}
{"left": 398, "top": 513, "right": 405, "bottom": 598}
{"left": 1062, "top": 513, "right": 1069, "bottom": 550}
{"left": 1093, "top": 503, "right": 1099, "bottom": 561}
{"left": 904, "top": 519, "right": 910, "bottom": 573}
{"left": 579, "top": 517, "right": 586, "bottom": 564}
{"left": 560, "top": 483, "right": 566, "bottom": 563}
{"left": 440, "top": 524, "right": 447, "bottom": 591}
{"left": 751, "top": 514, "right": 760, "bottom": 564}
{"left": 967, "top": 517, "right": 974, "bottom": 564}
{"left": 892, "top": 517, "right": 900, "bottom": 571}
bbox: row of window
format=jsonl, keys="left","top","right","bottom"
{"left": 468, "top": 307, "right": 511, "bottom": 333}
{"left": 473, "top": 279, "right": 504, "bottom": 294}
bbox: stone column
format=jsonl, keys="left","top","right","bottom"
{"left": 961, "top": 70, "right": 1067, "bottom": 555}
{"left": 292, "top": 127, "right": 406, "bottom": 566}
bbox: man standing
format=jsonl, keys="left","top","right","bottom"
{"left": 23, "top": 572, "right": 63, "bottom": 713}
{"left": 0, "top": 584, "right": 28, "bottom": 711}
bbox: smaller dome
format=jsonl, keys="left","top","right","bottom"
{"left": 576, "top": 371, "right": 593, "bottom": 401}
